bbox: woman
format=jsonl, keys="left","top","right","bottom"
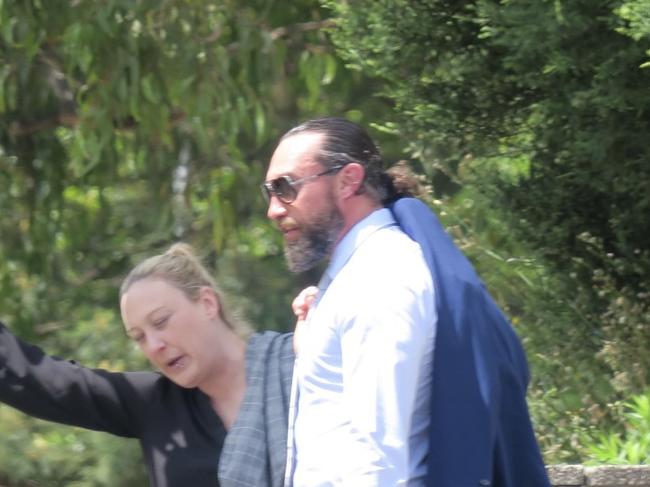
{"left": 0, "top": 243, "right": 294, "bottom": 487}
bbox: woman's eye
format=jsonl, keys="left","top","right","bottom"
{"left": 153, "top": 315, "right": 169, "bottom": 328}
{"left": 131, "top": 334, "right": 145, "bottom": 344}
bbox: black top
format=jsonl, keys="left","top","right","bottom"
{"left": 0, "top": 321, "right": 227, "bottom": 487}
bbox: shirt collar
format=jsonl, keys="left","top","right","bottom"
{"left": 322, "top": 207, "right": 397, "bottom": 285}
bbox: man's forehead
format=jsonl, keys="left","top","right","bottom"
{"left": 267, "top": 132, "right": 325, "bottom": 176}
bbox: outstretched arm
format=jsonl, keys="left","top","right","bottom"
{"left": 0, "top": 321, "right": 155, "bottom": 438}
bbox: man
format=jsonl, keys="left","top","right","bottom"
{"left": 262, "top": 117, "right": 551, "bottom": 487}
{"left": 262, "top": 117, "right": 436, "bottom": 486}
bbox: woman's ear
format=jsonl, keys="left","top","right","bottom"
{"left": 198, "top": 287, "right": 220, "bottom": 319}
{"left": 338, "top": 162, "right": 365, "bottom": 199}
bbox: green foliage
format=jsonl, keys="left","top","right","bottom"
{"left": 324, "top": 0, "right": 650, "bottom": 463}
{"left": 0, "top": 1, "right": 393, "bottom": 484}
{"left": 583, "top": 390, "right": 650, "bottom": 464}
{"left": 440, "top": 149, "right": 650, "bottom": 462}
{"left": 431, "top": 185, "right": 613, "bottom": 462}
{"left": 0, "top": 0, "right": 347, "bottom": 331}
{"left": 3, "top": 0, "right": 649, "bottom": 479}
{"left": 617, "top": 0, "right": 650, "bottom": 53}
{"left": 325, "top": 0, "right": 650, "bottom": 288}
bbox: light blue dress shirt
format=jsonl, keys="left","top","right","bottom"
{"left": 287, "top": 208, "right": 437, "bottom": 486}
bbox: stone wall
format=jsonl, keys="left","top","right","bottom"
{"left": 548, "top": 465, "right": 650, "bottom": 486}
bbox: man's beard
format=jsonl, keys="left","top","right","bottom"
{"left": 284, "top": 203, "right": 344, "bottom": 273}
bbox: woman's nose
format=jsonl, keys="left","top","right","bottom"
{"left": 145, "top": 333, "right": 167, "bottom": 353}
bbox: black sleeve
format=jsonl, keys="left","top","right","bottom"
{"left": 0, "top": 321, "right": 158, "bottom": 438}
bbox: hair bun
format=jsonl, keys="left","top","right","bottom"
{"left": 165, "top": 242, "right": 195, "bottom": 257}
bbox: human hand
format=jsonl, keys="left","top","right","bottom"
{"left": 292, "top": 286, "right": 319, "bottom": 353}
{"left": 292, "top": 285, "right": 319, "bottom": 322}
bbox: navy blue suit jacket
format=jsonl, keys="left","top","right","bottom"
{"left": 390, "top": 197, "right": 550, "bottom": 487}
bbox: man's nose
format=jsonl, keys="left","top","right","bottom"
{"left": 266, "top": 195, "right": 288, "bottom": 220}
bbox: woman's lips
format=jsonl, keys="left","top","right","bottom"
{"left": 166, "top": 355, "right": 186, "bottom": 370}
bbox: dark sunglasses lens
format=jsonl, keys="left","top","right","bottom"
{"left": 273, "top": 177, "right": 295, "bottom": 202}
{"left": 262, "top": 177, "right": 296, "bottom": 203}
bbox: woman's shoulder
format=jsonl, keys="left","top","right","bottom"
{"left": 247, "top": 331, "right": 294, "bottom": 358}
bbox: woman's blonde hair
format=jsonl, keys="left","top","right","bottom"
{"left": 120, "top": 243, "right": 252, "bottom": 338}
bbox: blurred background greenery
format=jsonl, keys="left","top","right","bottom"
{"left": 1, "top": 0, "right": 649, "bottom": 484}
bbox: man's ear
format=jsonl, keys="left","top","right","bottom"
{"left": 198, "top": 286, "right": 220, "bottom": 319}
{"left": 338, "top": 163, "right": 365, "bottom": 199}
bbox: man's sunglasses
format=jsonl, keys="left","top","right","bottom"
{"left": 261, "top": 164, "right": 344, "bottom": 204}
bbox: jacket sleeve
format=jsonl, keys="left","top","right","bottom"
{"left": 0, "top": 321, "right": 156, "bottom": 438}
